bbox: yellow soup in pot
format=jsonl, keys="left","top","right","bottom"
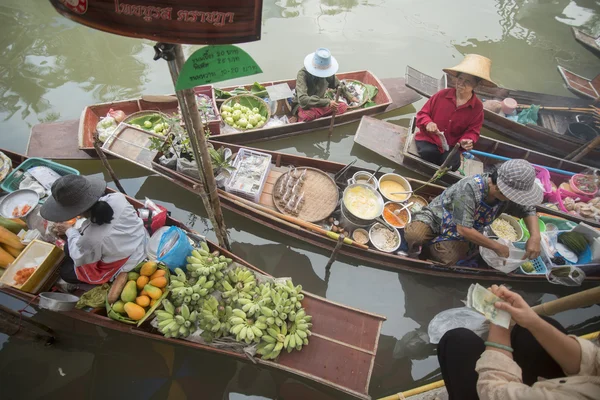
{"left": 379, "top": 180, "right": 409, "bottom": 201}
{"left": 344, "top": 186, "right": 381, "bottom": 219}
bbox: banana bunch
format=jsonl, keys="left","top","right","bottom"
{"left": 237, "top": 283, "right": 273, "bottom": 316}
{"left": 186, "top": 242, "right": 231, "bottom": 282}
{"left": 155, "top": 299, "right": 198, "bottom": 339}
{"left": 221, "top": 267, "right": 256, "bottom": 305}
{"left": 169, "top": 272, "right": 215, "bottom": 310}
{"left": 229, "top": 308, "right": 267, "bottom": 344}
{"left": 198, "top": 296, "right": 233, "bottom": 341}
{"left": 283, "top": 309, "right": 312, "bottom": 353}
{"left": 256, "top": 322, "right": 288, "bottom": 360}
{"left": 266, "top": 281, "right": 302, "bottom": 326}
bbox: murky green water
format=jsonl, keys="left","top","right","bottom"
{"left": 1, "top": 0, "right": 600, "bottom": 398}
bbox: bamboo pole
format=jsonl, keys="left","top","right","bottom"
{"left": 565, "top": 135, "right": 600, "bottom": 162}
{"left": 163, "top": 44, "right": 230, "bottom": 250}
{"left": 378, "top": 286, "right": 600, "bottom": 400}
{"left": 328, "top": 86, "right": 343, "bottom": 137}
{"left": 219, "top": 190, "right": 369, "bottom": 250}
{"left": 93, "top": 135, "right": 128, "bottom": 195}
{"left": 517, "top": 104, "right": 593, "bottom": 113}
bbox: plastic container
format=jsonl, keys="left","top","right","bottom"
{"left": 0, "top": 240, "right": 64, "bottom": 293}
{"left": 519, "top": 218, "right": 547, "bottom": 241}
{"left": 225, "top": 148, "right": 272, "bottom": 203}
{"left": 39, "top": 292, "right": 79, "bottom": 312}
{"left": 569, "top": 174, "right": 598, "bottom": 197}
{"left": 146, "top": 226, "right": 170, "bottom": 260}
{"left": 501, "top": 98, "right": 517, "bottom": 115}
{"left": 514, "top": 242, "right": 548, "bottom": 275}
{"left": 1, "top": 158, "right": 80, "bottom": 194}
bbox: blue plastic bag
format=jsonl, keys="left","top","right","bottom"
{"left": 157, "top": 226, "right": 193, "bottom": 271}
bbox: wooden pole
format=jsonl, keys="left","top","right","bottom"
{"left": 93, "top": 135, "right": 127, "bottom": 195}
{"left": 163, "top": 44, "right": 230, "bottom": 250}
{"left": 532, "top": 286, "right": 600, "bottom": 316}
{"left": 325, "top": 234, "right": 345, "bottom": 270}
{"left": 565, "top": 135, "right": 600, "bottom": 162}
{"left": 328, "top": 86, "right": 343, "bottom": 137}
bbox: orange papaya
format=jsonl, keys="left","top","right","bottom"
{"left": 148, "top": 276, "right": 167, "bottom": 288}
{"left": 144, "top": 284, "right": 162, "bottom": 300}
{"left": 150, "top": 269, "right": 166, "bottom": 280}
{"left": 136, "top": 275, "right": 149, "bottom": 290}
{"left": 124, "top": 302, "right": 146, "bottom": 321}
{"left": 135, "top": 295, "right": 151, "bottom": 308}
{"left": 139, "top": 261, "right": 157, "bottom": 277}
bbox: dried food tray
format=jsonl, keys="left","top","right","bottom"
{"left": 225, "top": 148, "right": 272, "bottom": 203}
{"left": 1, "top": 158, "right": 80, "bottom": 194}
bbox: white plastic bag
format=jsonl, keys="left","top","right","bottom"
{"left": 480, "top": 238, "right": 526, "bottom": 273}
{"left": 427, "top": 307, "right": 488, "bottom": 344}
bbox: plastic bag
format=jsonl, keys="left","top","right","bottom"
{"left": 157, "top": 226, "right": 193, "bottom": 270}
{"left": 517, "top": 105, "right": 540, "bottom": 125}
{"left": 480, "top": 238, "right": 526, "bottom": 273}
{"left": 96, "top": 115, "right": 118, "bottom": 142}
{"left": 427, "top": 307, "right": 488, "bottom": 344}
{"left": 547, "top": 265, "right": 586, "bottom": 286}
{"left": 138, "top": 198, "right": 168, "bottom": 234}
{"left": 176, "top": 157, "right": 200, "bottom": 180}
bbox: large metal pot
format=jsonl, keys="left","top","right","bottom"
{"left": 341, "top": 183, "right": 384, "bottom": 227}
{"left": 39, "top": 292, "right": 79, "bottom": 312}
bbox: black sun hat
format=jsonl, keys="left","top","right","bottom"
{"left": 40, "top": 175, "right": 106, "bottom": 222}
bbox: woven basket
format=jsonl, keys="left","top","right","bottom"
{"left": 122, "top": 110, "right": 172, "bottom": 137}
{"left": 220, "top": 94, "right": 271, "bottom": 132}
{"left": 326, "top": 79, "right": 370, "bottom": 109}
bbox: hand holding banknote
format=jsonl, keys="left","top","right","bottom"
{"left": 490, "top": 284, "right": 540, "bottom": 330}
{"left": 466, "top": 283, "right": 512, "bottom": 328}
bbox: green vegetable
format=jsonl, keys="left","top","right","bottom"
{"left": 558, "top": 231, "right": 587, "bottom": 254}
{"left": 521, "top": 261, "right": 535, "bottom": 273}
{"left": 144, "top": 120, "right": 152, "bottom": 128}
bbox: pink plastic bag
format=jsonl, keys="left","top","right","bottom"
{"left": 546, "top": 188, "right": 593, "bottom": 214}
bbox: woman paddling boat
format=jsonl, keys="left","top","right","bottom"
{"left": 415, "top": 54, "right": 496, "bottom": 170}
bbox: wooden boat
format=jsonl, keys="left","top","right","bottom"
{"left": 74, "top": 123, "right": 600, "bottom": 282}
{"left": 405, "top": 66, "right": 600, "bottom": 168}
{"left": 0, "top": 149, "right": 386, "bottom": 400}
{"left": 353, "top": 115, "right": 600, "bottom": 229}
{"left": 74, "top": 72, "right": 421, "bottom": 154}
{"left": 572, "top": 27, "right": 600, "bottom": 57}
{"left": 557, "top": 66, "right": 600, "bottom": 100}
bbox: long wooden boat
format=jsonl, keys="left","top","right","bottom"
{"left": 74, "top": 72, "right": 421, "bottom": 154}
{"left": 572, "top": 27, "right": 600, "bottom": 57}
{"left": 353, "top": 115, "right": 600, "bottom": 229}
{"left": 405, "top": 66, "right": 600, "bottom": 168}
{"left": 0, "top": 149, "right": 386, "bottom": 400}
{"left": 72, "top": 124, "right": 600, "bottom": 282}
{"left": 557, "top": 66, "right": 600, "bottom": 100}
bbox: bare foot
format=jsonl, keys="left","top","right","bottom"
{"left": 288, "top": 116, "right": 298, "bottom": 123}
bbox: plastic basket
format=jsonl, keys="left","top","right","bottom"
{"left": 0, "top": 158, "right": 80, "bottom": 194}
{"left": 514, "top": 242, "right": 548, "bottom": 275}
{"left": 225, "top": 148, "right": 272, "bottom": 203}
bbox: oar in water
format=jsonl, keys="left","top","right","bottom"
{"left": 328, "top": 85, "right": 344, "bottom": 137}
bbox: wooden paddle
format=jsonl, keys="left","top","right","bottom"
{"left": 565, "top": 135, "right": 600, "bottom": 162}
{"left": 517, "top": 104, "right": 593, "bottom": 113}
{"left": 219, "top": 190, "right": 369, "bottom": 250}
{"left": 328, "top": 86, "right": 343, "bottom": 137}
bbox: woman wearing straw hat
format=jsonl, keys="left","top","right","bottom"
{"left": 290, "top": 48, "right": 358, "bottom": 123}
{"left": 40, "top": 175, "right": 148, "bottom": 284}
{"left": 414, "top": 54, "right": 496, "bottom": 170}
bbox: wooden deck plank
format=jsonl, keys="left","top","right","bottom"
{"left": 27, "top": 119, "right": 95, "bottom": 160}
{"left": 353, "top": 116, "right": 408, "bottom": 165}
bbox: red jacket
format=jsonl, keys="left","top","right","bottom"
{"left": 415, "top": 88, "right": 484, "bottom": 152}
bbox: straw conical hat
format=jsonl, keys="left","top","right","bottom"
{"left": 443, "top": 54, "right": 497, "bottom": 88}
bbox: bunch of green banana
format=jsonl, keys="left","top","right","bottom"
{"left": 283, "top": 309, "right": 312, "bottom": 353}
{"left": 186, "top": 242, "right": 232, "bottom": 281}
{"left": 228, "top": 308, "right": 267, "bottom": 344}
{"left": 198, "top": 296, "right": 232, "bottom": 341}
{"left": 221, "top": 267, "right": 256, "bottom": 304}
{"left": 256, "top": 321, "right": 288, "bottom": 360}
{"left": 155, "top": 299, "right": 198, "bottom": 339}
{"left": 236, "top": 283, "right": 273, "bottom": 316}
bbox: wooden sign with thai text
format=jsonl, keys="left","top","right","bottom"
{"left": 49, "top": 0, "right": 263, "bottom": 44}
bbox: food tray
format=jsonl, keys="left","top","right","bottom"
{"left": 225, "top": 148, "right": 272, "bottom": 203}
{"left": 0, "top": 158, "right": 80, "bottom": 194}
{"left": 272, "top": 167, "right": 339, "bottom": 223}
{"left": 514, "top": 242, "right": 547, "bottom": 275}
{"left": 0, "top": 240, "right": 64, "bottom": 293}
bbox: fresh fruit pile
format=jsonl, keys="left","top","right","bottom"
{"left": 221, "top": 101, "right": 267, "bottom": 131}
{"left": 155, "top": 241, "right": 312, "bottom": 361}
{"left": 106, "top": 260, "right": 169, "bottom": 325}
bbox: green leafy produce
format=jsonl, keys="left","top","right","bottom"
{"left": 215, "top": 82, "right": 268, "bottom": 99}
{"left": 558, "top": 231, "right": 588, "bottom": 254}
{"left": 127, "top": 114, "right": 169, "bottom": 135}
{"left": 221, "top": 96, "right": 269, "bottom": 131}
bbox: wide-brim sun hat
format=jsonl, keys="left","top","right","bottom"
{"left": 40, "top": 175, "right": 107, "bottom": 222}
{"left": 304, "top": 48, "right": 339, "bottom": 78}
{"left": 443, "top": 54, "right": 497, "bottom": 88}
{"left": 496, "top": 159, "right": 543, "bottom": 207}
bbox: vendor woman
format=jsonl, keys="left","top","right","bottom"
{"left": 415, "top": 54, "right": 495, "bottom": 170}
{"left": 405, "top": 159, "right": 543, "bottom": 266}
{"left": 290, "top": 48, "right": 358, "bottom": 123}
{"left": 40, "top": 175, "right": 148, "bottom": 284}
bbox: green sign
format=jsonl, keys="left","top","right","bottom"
{"left": 176, "top": 45, "right": 262, "bottom": 90}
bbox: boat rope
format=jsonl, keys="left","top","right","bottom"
{"left": 10, "top": 294, "right": 40, "bottom": 336}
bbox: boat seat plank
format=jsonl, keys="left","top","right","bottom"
{"left": 27, "top": 119, "right": 96, "bottom": 160}
{"left": 353, "top": 116, "right": 407, "bottom": 165}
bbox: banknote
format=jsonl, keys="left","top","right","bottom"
{"left": 466, "top": 283, "right": 511, "bottom": 329}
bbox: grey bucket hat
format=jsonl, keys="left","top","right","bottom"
{"left": 497, "top": 159, "right": 543, "bottom": 207}
{"left": 40, "top": 175, "right": 106, "bottom": 222}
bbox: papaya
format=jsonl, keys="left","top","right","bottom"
{"left": 127, "top": 271, "right": 140, "bottom": 281}
{"left": 1, "top": 244, "right": 22, "bottom": 258}
{"left": 0, "top": 246, "right": 15, "bottom": 268}
{"left": 136, "top": 275, "right": 149, "bottom": 290}
{"left": 150, "top": 269, "right": 166, "bottom": 280}
{"left": 148, "top": 276, "right": 167, "bottom": 289}
{"left": 120, "top": 280, "right": 137, "bottom": 303}
{"left": 0, "top": 216, "right": 27, "bottom": 234}
{"left": 124, "top": 302, "right": 146, "bottom": 321}
{"left": 0, "top": 226, "right": 24, "bottom": 250}
{"left": 135, "top": 295, "right": 151, "bottom": 308}
{"left": 150, "top": 299, "right": 157, "bottom": 307}
{"left": 139, "top": 261, "right": 157, "bottom": 277}
{"left": 107, "top": 272, "right": 128, "bottom": 304}
{"left": 144, "top": 284, "right": 162, "bottom": 300}
{"left": 112, "top": 300, "right": 126, "bottom": 314}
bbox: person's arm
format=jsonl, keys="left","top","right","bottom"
{"left": 296, "top": 70, "right": 330, "bottom": 109}
{"left": 456, "top": 225, "right": 510, "bottom": 257}
{"left": 459, "top": 108, "right": 483, "bottom": 144}
{"left": 65, "top": 227, "right": 101, "bottom": 267}
{"left": 415, "top": 92, "right": 440, "bottom": 133}
{"left": 522, "top": 214, "right": 541, "bottom": 259}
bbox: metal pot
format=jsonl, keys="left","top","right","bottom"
{"left": 39, "top": 292, "right": 79, "bottom": 312}
{"left": 565, "top": 122, "right": 598, "bottom": 142}
{"left": 347, "top": 171, "right": 378, "bottom": 190}
{"left": 341, "top": 183, "right": 384, "bottom": 227}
